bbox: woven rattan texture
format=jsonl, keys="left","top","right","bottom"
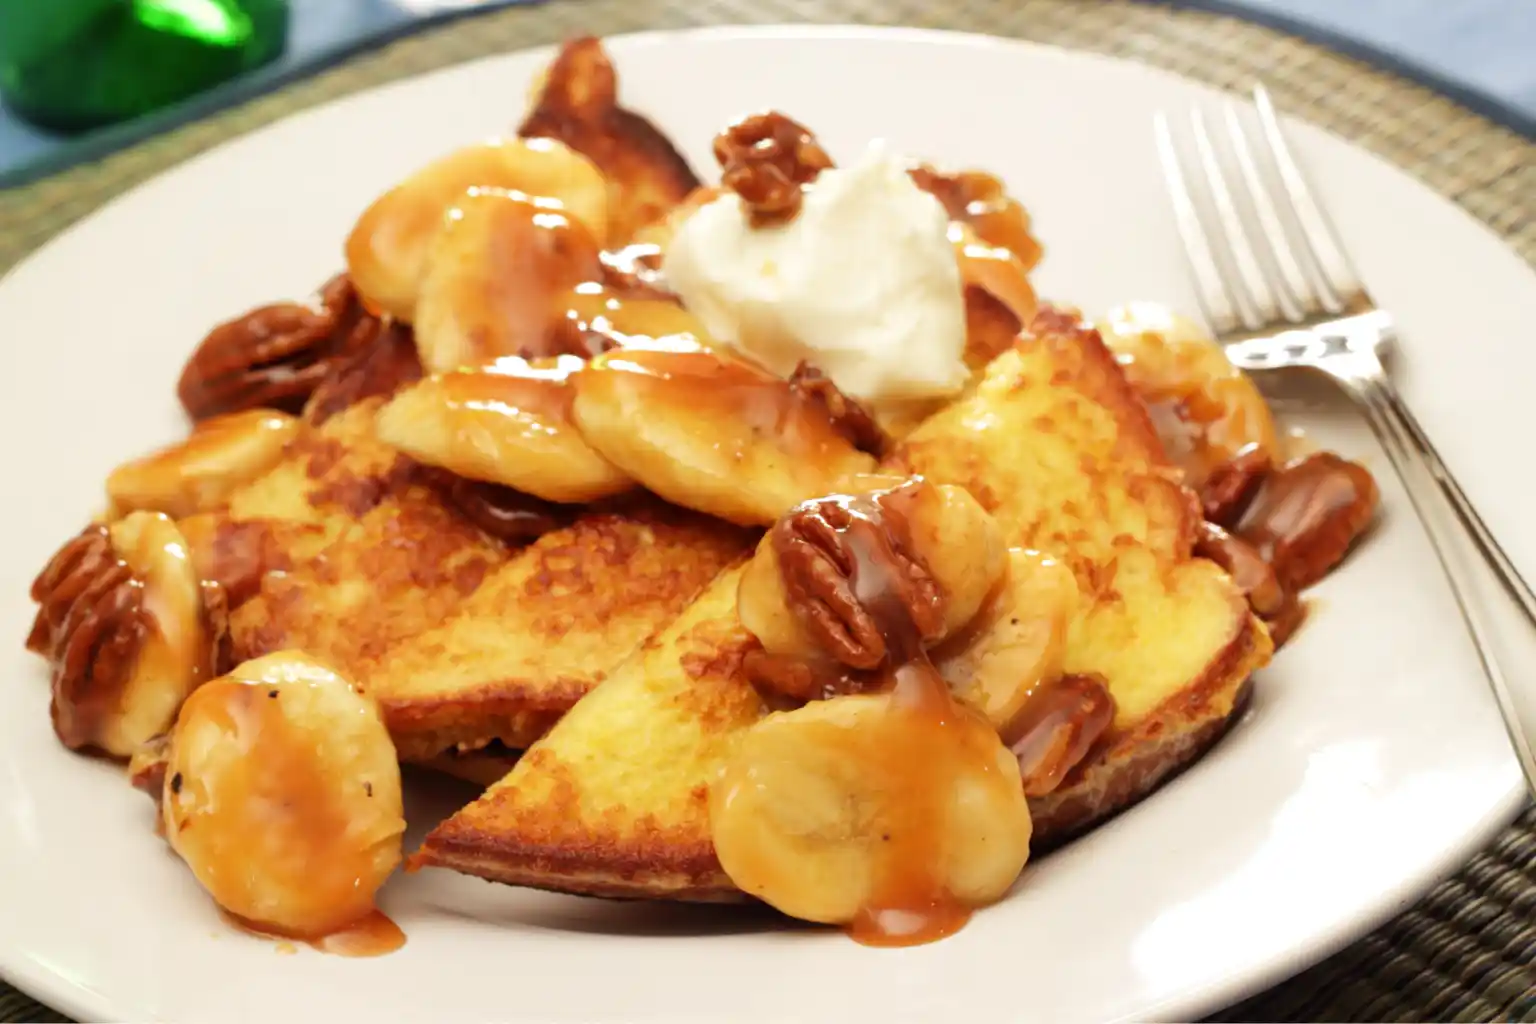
{"left": 1, "top": 1, "right": 1533, "bottom": 1021}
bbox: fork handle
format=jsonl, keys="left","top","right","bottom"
{"left": 1376, "top": 387, "right": 1536, "bottom": 629}
{"left": 1350, "top": 374, "right": 1536, "bottom": 797}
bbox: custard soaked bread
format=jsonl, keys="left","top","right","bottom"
{"left": 412, "top": 309, "right": 1272, "bottom": 897}
{"left": 189, "top": 383, "right": 746, "bottom": 761}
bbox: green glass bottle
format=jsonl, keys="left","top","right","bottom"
{"left": 0, "top": 0, "right": 288, "bottom": 132}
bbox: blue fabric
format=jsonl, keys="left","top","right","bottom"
{"left": 1, "top": 0, "right": 1532, "bottom": 188}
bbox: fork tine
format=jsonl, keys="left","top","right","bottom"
{"left": 1153, "top": 111, "right": 1243, "bottom": 336}
{"left": 1221, "top": 100, "right": 1314, "bottom": 322}
{"left": 1252, "top": 85, "right": 1367, "bottom": 313}
{"left": 1189, "top": 107, "right": 1278, "bottom": 329}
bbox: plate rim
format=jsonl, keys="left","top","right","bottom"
{"left": 0, "top": 22, "right": 1529, "bottom": 1024}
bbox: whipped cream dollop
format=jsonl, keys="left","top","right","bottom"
{"left": 662, "top": 141, "right": 968, "bottom": 403}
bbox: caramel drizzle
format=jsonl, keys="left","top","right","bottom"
{"left": 1197, "top": 450, "right": 1378, "bottom": 648}
{"left": 780, "top": 481, "right": 985, "bottom": 946}
{"left": 178, "top": 679, "right": 402, "bottom": 953}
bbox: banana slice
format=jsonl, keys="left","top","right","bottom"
{"left": 376, "top": 356, "right": 632, "bottom": 504}
{"left": 936, "top": 549, "right": 1079, "bottom": 744}
{"left": 105, "top": 410, "right": 299, "bottom": 520}
{"left": 710, "top": 692, "right": 1031, "bottom": 926}
{"left": 571, "top": 349, "right": 877, "bottom": 526}
{"left": 345, "top": 137, "right": 609, "bottom": 320}
{"left": 1096, "top": 302, "right": 1280, "bottom": 489}
{"left": 162, "top": 651, "right": 405, "bottom": 938}
{"left": 737, "top": 480, "right": 1006, "bottom": 661}
{"left": 104, "top": 512, "right": 217, "bottom": 756}
{"left": 413, "top": 188, "right": 604, "bottom": 371}
{"left": 952, "top": 221, "right": 1038, "bottom": 331}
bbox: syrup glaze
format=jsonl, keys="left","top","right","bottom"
{"left": 171, "top": 678, "right": 402, "bottom": 952}
{"left": 775, "top": 480, "right": 1014, "bottom": 946}
{"left": 594, "top": 349, "right": 870, "bottom": 468}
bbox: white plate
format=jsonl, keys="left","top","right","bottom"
{"left": 1, "top": 25, "right": 1533, "bottom": 1024}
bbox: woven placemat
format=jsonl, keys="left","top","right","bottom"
{"left": 2, "top": 1, "right": 1533, "bottom": 1021}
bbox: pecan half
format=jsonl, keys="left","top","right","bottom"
{"left": 303, "top": 319, "right": 423, "bottom": 426}
{"left": 178, "top": 273, "right": 382, "bottom": 421}
{"left": 788, "top": 362, "right": 888, "bottom": 457}
{"left": 429, "top": 470, "right": 568, "bottom": 546}
{"left": 713, "top": 111, "right": 833, "bottom": 227}
{"left": 1237, "top": 451, "right": 1379, "bottom": 591}
{"left": 771, "top": 488, "right": 944, "bottom": 670}
{"left": 1010, "top": 673, "right": 1116, "bottom": 797}
{"left": 1200, "top": 442, "right": 1273, "bottom": 527}
{"left": 27, "top": 525, "right": 150, "bottom": 751}
{"left": 741, "top": 647, "right": 881, "bottom": 706}
{"left": 1195, "top": 520, "right": 1306, "bottom": 649}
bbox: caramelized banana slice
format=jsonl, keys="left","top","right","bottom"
{"left": 108, "top": 513, "right": 218, "bottom": 754}
{"left": 1097, "top": 302, "right": 1280, "bottom": 489}
{"left": 376, "top": 356, "right": 632, "bottom": 504}
{"left": 937, "top": 549, "right": 1079, "bottom": 744}
{"left": 413, "top": 188, "right": 605, "bottom": 372}
{"left": 710, "top": 692, "right": 1031, "bottom": 925}
{"left": 162, "top": 651, "right": 404, "bottom": 939}
{"left": 953, "top": 221, "right": 1038, "bottom": 332}
{"left": 738, "top": 480, "right": 1005, "bottom": 661}
{"left": 105, "top": 410, "right": 299, "bottom": 520}
{"left": 346, "top": 137, "right": 609, "bottom": 320}
{"left": 571, "top": 349, "right": 876, "bottom": 525}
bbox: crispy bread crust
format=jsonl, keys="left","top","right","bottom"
{"left": 412, "top": 314, "right": 1276, "bottom": 900}
{"left": 519, "top": 37, "right": 702, "bottom": 244}
{"left": 1030, "top": 615, "right": 1266, "bottom": 847}
{"left": 415, "top": 613, "right": 1267, "bottom": 900}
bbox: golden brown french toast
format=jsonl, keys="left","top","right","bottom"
{"left": 412, "top": 310, "right": 1271, "bottom": 897}
{"left": 187, "top": 377, "right": 748, "bottom": 761}
{"left": 519, "top": 36, "right": 702, "bottom": 245}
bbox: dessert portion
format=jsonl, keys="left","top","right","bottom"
{"left": 134, "top": 651, "right": 407, "bottom": 955}
{"left": 24, "top": 35, "right": 1379, "bottom": 951}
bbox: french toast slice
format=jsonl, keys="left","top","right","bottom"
{"left": 189, "top": 379, "right": 749, "bottom": 761}
{"left": 413, "top": 309, "right": 1270, "bottom": 898}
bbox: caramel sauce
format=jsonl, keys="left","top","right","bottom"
{"left": 224, "top": 908, "right": 406, "bottom": 959}
{"left": 950, "top": 223, "right": 1039, "bottom": 329}
{"left": 1192, "top": 450, "right": 1375, "bottom": 649}
{"left": 563, "top": 283, "right": 709, "bottom": 352}
{"left": 910, "top": 166, "right": 1043, "bottom": 272}
{"left": 597, "top": 349, "right": 862, "bottom": 466}
{"left": 789, "top": 481, "right": 1008, "bottom": 947}
{"left": 178, "top": 679, "right": 397, "bottom": 950}
{"left": 1235, "top": 451, "right": 1378, "bottom": 591}
{"left": 1008, "top": 674, "right": 1116, "bottom": 798}
{"left": 426, "top": 195, "right": 608, "bottom": 365}
{"left": 438, "top": 355, "right": 583, "bottom": 431}
{"left": 424, "top": 192, "right": 709, "bottom": 362}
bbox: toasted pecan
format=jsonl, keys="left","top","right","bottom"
{"left": 1238, "top": 451, "right": 1378, "bottom": 591}
{"left": 713, "top": 111, "right": 833, "bottom": 227}
{"left": 1200, "top": 442, "right": 1273, "bottom": 527}
{"left": 787, "top": 362, "right": 889, "bottom": 458}
{"left": 303, "top": 319, "right": 423, "bottom": 425}
{"left": 771, "top": 491, "right": 943, "bottom": 670}
{"left": 428, "top": 469, "right": 569, "bottom": 547}
{"left": 27, "top": 525, "right": 149, "bottom": 751}
{"left": 178, "top": 274, "right": 381, "bottom": 421}
{"left": 1011, "top": 673, "right": 1116, "bottom": 798}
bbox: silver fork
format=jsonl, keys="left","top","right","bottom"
{"left": 1154, "top": 86, "right": 1536, "bottom": 796}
